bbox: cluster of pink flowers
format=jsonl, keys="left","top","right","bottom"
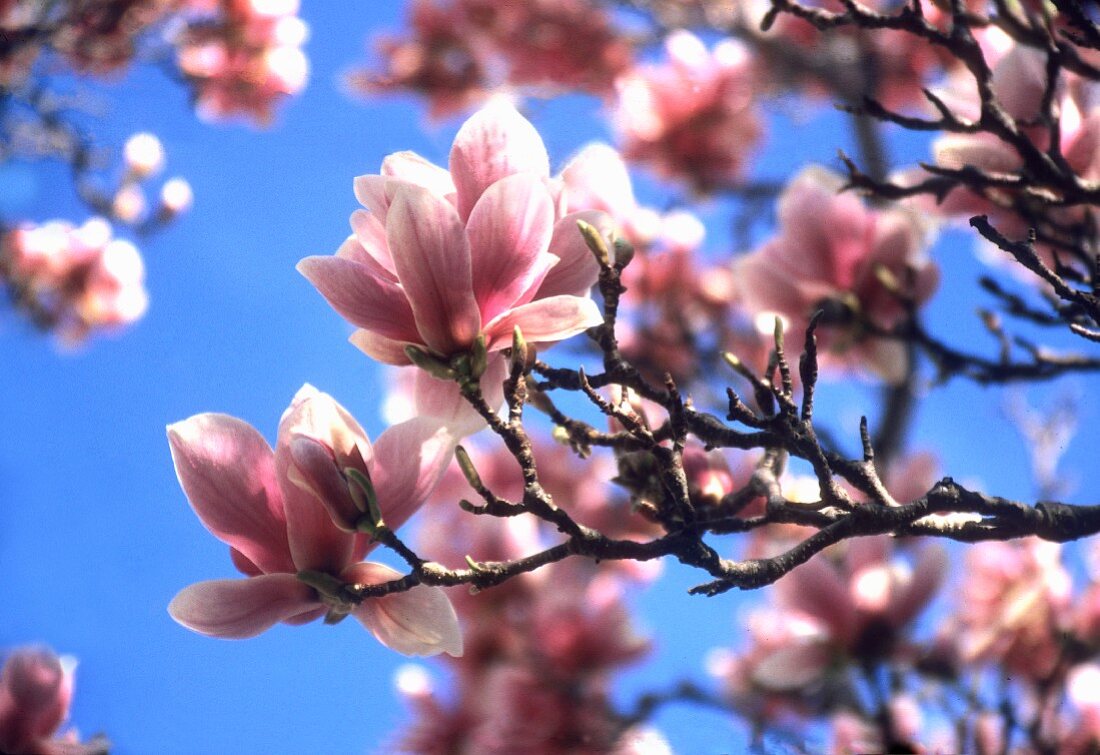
{"left": 391, "top": 439, "right": 666, "bottom": 752}
{"left": 927, "top": 30, "right": 1100, "bottom": 267}
{"left": 0, "top": 646, "right": 104, "bottom": 755}
{"left": 299, "top": 99, "right": 607, "bottom": 365}
{"left": 734, "top": 166, "right": 939, "bottom": 383}
{"left": 750, "top": 0, "right": 967, "bottom": 111}
{"left": 0, "top": 217, "right": 148, "bottom": 344}
{"left": 355, "top": 0, "right": 633, "bottom": 119}
{"left": 613, "top": 30, "right": 762, "bottom": 193}
{"left": 175, "top": 0, "right": 309, "bottom": 124}
{"left": 0, "top": 0, "right": 177, "bottom": 82}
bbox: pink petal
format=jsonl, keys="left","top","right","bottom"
{"left": 288, "top": 436, "right": 361, "bottom": 532}
{"left": 297, "top": 255, "right": 421, "bottom": 343}
{"left": 891, "top": 544, "right": 947, "bottom": 628}
{"left": 449, "top": 99, "right": 550, "bottom": 221}
{"left": 482, "top": 295, "right": 602, "bottom": 351}
{"left": 347, "top": 212, "right": 396, "bottom": 277}
{"left": 167, "top": 414, "right": 294, "bottom": 575}
{"left": 168, "top": 575, "right": 319, "bottom": 639}
{"left": 0, "top": 647, "right": 71, "bottom": 746}
{"left": 775, "top": 556, "right": 858, "bottom": 647}
{"left": 466, "top": 173, "right": 556, "bottom": 321}
{"left": 353, "top": 174, "right": 390, "bottom": 217}
{"left": 560, "top": 143, "right": 636, "bottom": 218}
{"left": 750, "top": 641, "right": 831, "bottom": 692}
{"left": 380, "top": 151, "right": 457, "bottom": 201}
{"left": 387, "top": 184, "right": 481, "bottom": 355}
{"left": 409, "top": 354, "right": 506, "bottom": 438}
{"left": 344, "top": 563, "right": 463, "bottom": 657}
{"left": 369, "top": 416, "right": 456, "bottom": 535}
{"left": 275, "top": 385, "right": 359, "bottom": 573}
{"left": 349, "top": 329, "right": 415, "bottom": 366}
{"left": 538, "top": 210, "right": 614, "bottom": 299}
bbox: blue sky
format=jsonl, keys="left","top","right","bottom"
{"left": 1, "top": 4, "right": 1096, "bottom": 753}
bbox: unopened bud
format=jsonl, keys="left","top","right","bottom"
{"left": 577, "top": 219, "right": 611, "bottom": 267}
{"left": 454, "top": 445, "right": 483, "bottom": 491}
{"left": 123, "top": 132, "right": 164, "bottom": 179}
{"left": 510, "top": 325, "right": 528, "bottom": 371}
{"left": 612, "top": 235, "right": 634, "bottom": 268}
{"left": 159, "top": 177, "right": 193, "bottom": 217}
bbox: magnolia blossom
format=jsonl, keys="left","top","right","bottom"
{"left": 952, "top": 537, "right": 1072, "bottom": 680}
{"left": 735, "top": 166, "right": 939, "bottom": 383}
{"left": 299, "top": 99, "right": 609, "bottom": 365}
{"left": 614, "top": 30, "right": 761, "bottom": 192}
{"left": 0, "top": 647, "right": 102, "bottom": 755}
{"left": 175, "top": 0, "right": 309, "bottom": 124}
{"left": 167, "top": 385, "right": 463, "bottom": 656}
{"left": 357, "top": 0, "right": 632, "bottom": 119}
{"left": 721, "top": 537, "right": 946, "bottom": 697}
{"left": 0, "top": 218, "right": 148, "bottom": 343}
{"left": 928, "top": 34, "right": 1100, "bottom": 269}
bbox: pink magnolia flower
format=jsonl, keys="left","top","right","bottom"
{"left": 613, "top": 30, "right": 761, "bottom": 192}
{"left": 927, "top": 34, "right": 1100, "bottom": 270}
{"left": 167, "top": 384, "right": 463, "bottom": 656}
{"left": 298, "top": 99, "right": 607, "bottom": 365}
{"left": 727, "top": 537, "right": 946, "bottom": 695}
{"left": 952, "top": 537, "right": 1072, "bottom": 681}
{"left": 0, "top": 218, "right": 148, "bottom": 344}
{"left": 734, "top": 166, "right": 939, "bottom": 383}
{"left": 175, "top": 0, "right": 309, "bottom": 125}
{"left": 0, "top": 646, "right": 102, "bottom": 755}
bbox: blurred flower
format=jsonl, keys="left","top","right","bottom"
{"left": 0, "top": 646, "right": 102, "bottom": 755}
{"left": 613, "top": 30, "right": 761, "bottom": 192}
{"left": 734, "top": 166, "right": 938, "bottom": 383}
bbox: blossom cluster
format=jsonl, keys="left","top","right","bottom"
{"left": 0, "top": 217, "right": 148, "bottom": 344}
{"left": 353, "top": 0, "right": 632, "bottom": 119}
{"left": 174, "top": 0, "right": 309, "bottom": 124}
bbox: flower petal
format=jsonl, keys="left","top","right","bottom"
{"left": 344, "top": 563, "right": 463, "bottom": 657}
{"left": 168, "top": 575, "right": 319, "bottom": 639}
{"left": 369, "top": 416, "right": 456, "bottom": 535}
{"left": 297, "top": 253, "right": 421, "bottom": 343}
{"left": 449, "top": 99, "right": 550, "bottom": 221}
{"left": 275, "top": 386, "right": 362, "bottom": 573}
{"left": 380, "top": 151, "right": 457, "bottom": 201}
{"left": 482, "top": 295, "right": 602, "bottom": 351}
{"left": 466, "top": 173, "right": 555, "bottom": 321}
{"left": 387, "top": 184, "right": 481, "bottom": 355}
{"left": 538, "top": 210, "right": 614, "bottom": 299}
{"left": 167, "top": 414, "right": 293, "bottom": 575}
{"left": 349, "top": 329, "right": 415, "bottom": 365}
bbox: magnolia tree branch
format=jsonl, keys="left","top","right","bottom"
{"left": 342, "top": 252, "right": 1100, "bottom": 607}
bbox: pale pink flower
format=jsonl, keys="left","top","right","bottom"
{"left": 174, "top": 0, "right": 309, "bottom": 124}
{"left": 0, "top": 646, "right": 102, "bottom": 755}
{"left": 613, "top": 30, "right": 761, "bottom": 192}
{"left": 952, "top": 537, "right": 1072, "bottom": 680}
{"left": 734, "top": 166, "right": 939, "bottom": 383}
{"left": 728, "top": 537, "right": 946, "bottom": 694}
{"left": 298, "top": 99, "right": 607, "bottom": 365}
{"left": 927, "top": 34, "right": 1100, "bottom": 269}
{"left": 167, "top": 385, "right": 463, "bottom": 656}
{"left": 0, "top": 218, "right": 148, "bottom": 343}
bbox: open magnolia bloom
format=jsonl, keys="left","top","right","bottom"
{"left": 167, "top": 385, "right": 462, "bottom": 657}
{"left": 298, "top": 97, "right": 611, "bottom": 365}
